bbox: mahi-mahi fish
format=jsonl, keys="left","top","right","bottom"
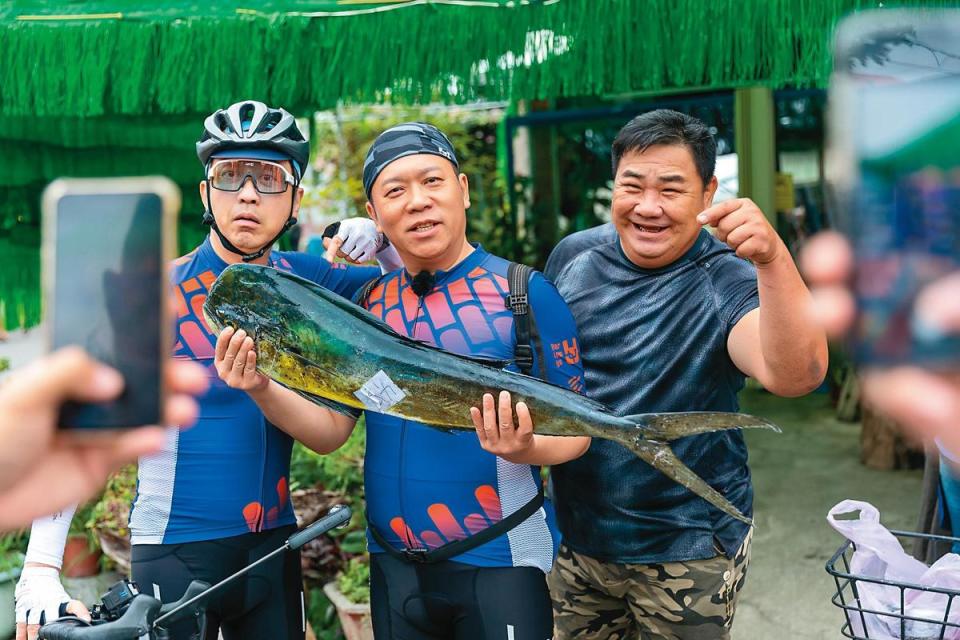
{"left": 203, "top": 263, "right": 779, "bottom": 524}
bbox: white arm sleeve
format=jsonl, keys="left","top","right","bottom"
{"left": 375, "top": 243, "right": 404, "bottom": 274}
{"left": 24, "top": 503, "right": 76, "bottom": 569}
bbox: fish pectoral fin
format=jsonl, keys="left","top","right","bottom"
{"left": 629, "top": 437, "right": 752, "bottom": 525}
{"left": 628, "top": 411, "right": 780, "bottom": 441}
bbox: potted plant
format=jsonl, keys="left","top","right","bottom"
{"left": 89, "top": 465, "right": 137, "bottom": 574}
{"left": 291, "top": 424, "right": 371, "bottom": 639}
{"left": 323, "top": 557, "right": 372, "bottom": 640}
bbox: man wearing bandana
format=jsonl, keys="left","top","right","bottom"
{"left": 214, "top": 122, "right": 591, "bottom": 640}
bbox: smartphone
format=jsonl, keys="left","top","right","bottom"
{"left": 42, "top": 177, "right": 180, "bottom": 429}
{"left": 828, "top": 10, "right": 960, "bottom": 367}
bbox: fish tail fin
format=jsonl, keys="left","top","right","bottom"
{"left": 615, "top": 433, "right": 753, "bottom": 525}
{"left": 625, "top": 411, "right": 781, "bottom": 442}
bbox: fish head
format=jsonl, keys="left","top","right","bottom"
{"left": 202, "top": 264, "right": 287, "bottom": 341}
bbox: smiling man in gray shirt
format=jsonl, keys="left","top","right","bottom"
{"left": 544, "top": 109, "right": 828, "bottom": 640}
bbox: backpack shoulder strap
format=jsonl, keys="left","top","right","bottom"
{"left": 355, "top": 274, "right": 384, "bottom": 309}
{"left": 506, "top": 262, "right": 547, "bottom": 379}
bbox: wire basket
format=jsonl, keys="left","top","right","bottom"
{"left": 827, "top": 530, "right": 960, "bottom": 639}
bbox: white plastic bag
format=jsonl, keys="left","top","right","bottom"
{"left": 828, "top": 500, "right": 960, "bottom": 639}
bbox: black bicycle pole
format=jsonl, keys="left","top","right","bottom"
{"left": 152, "top": 505, "right": 352, "bottom": 629}
{"left": 286, "top": 504, "right": 352, "bottom": 550}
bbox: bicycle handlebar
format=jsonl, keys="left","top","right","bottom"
{"left": 38, "top": 596, "right": 161, "bottom": 640}
{"left": 287, "top": 504, "right": 351, "bottom": 550}
{"left": 38, "top": 505, "right": 352, "bottom": 640}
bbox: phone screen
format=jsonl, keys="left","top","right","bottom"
{"left": 51, "top": 191, "right": 165, "bottom": 429}
{"left": 830, "top": 11, "right": 960, "bottom": 366}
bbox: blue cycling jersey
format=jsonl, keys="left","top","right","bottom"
{"left": 129, "top": 237, "right": 378, "bottom": 545}
{"left": 360, "top": 245, "right": 585, "bottom": 572}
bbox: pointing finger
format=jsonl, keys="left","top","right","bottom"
{"left": 697, "top": 198, "right": 743, "bottom": 226}
{"left": 324, "top": 236, "right": 344, "bottom": 263}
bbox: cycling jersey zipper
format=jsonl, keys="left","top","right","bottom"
{"left": 398, "top": 291, "right": 427, "bottom": 548}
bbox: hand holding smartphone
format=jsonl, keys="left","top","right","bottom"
{"left": 42, "top": 177, "right": 180, "bottom": 429}
{"left": 828, "top": 10, "right": 960, "bottom": 367}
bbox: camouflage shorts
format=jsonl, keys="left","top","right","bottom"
{"left": 547, "top": 528, "right": 753, "bottom": 640}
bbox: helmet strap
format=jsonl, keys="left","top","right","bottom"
{"left": 203, "top": 182, "right": 299, "bottom": 263}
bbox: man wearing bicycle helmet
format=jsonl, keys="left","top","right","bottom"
{"left": 15, "top": 101, "right": 388, "bottom": 640}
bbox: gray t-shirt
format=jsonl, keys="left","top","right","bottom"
{"left": 545, "top": 224, "right": 760, "bottom": 563}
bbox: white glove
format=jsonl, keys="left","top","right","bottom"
{"left": 15, "top": 506, "right": 89, "bottom": 637}
{"left": 15, "top": 566, "right": 85, "bottom": 628}
{"left": 334, "top": 218, "right": 384, "bottom": 263}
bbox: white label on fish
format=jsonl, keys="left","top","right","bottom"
{"left": 354, "top": 370, "right": 407, "bottom": 412}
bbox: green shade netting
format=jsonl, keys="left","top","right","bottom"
{"left": 4, "top": 114, "right": 200, "bottom": 150}
{"left": 0, "top": 211, "right": 40, "bottom": 331}
{"left": 0, "top": 238, "right": 41, "bottom": 333}
{"left": 0, "top": 183, "right": 205, "bottom": 332}
{"left": 3, "top": 0, "right": 959, "bottom": 119}
{"left": 1, "top": 142, "right": 198, "bottom": 188}
{"left": 0, "top": 115, "right": 204, "bottom": 329}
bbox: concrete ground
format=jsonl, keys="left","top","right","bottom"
{"left": 734, "top": 389, "right": 923, "bottom": 640}
{"left": 0, "top": 329, "right": 928, "bottom": 640}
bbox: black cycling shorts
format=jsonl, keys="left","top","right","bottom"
{"left": 130, "top": 524, "right": 303, "bottom": 640}
{"left": 370, "top": 552, "right": 554, "bottom": 640}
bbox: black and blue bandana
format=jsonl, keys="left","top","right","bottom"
{"left": 362, "top": 122, "right": 459, "bottom": 198}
